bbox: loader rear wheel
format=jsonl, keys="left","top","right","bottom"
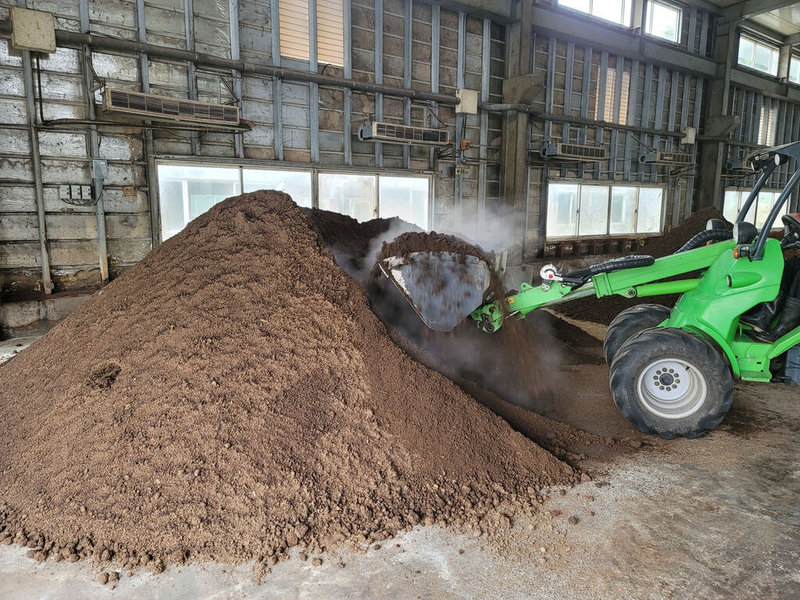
{"left": 603, "top": 303, "right": 672, "bottom": 365}
{"left": 609, "top": 328, "right": 733, "bottom": 439}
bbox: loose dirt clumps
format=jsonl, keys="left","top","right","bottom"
{"left": 0, "top": 191, "right": 576, "bottom": 574}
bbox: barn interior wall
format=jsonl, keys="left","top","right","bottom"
{"left": 3, "top": 0, "right": 800, "bottom": 300}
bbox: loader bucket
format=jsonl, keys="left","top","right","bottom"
{"left": 377, "top": 251, "right": 491, "bottom": 331}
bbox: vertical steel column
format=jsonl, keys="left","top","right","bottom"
{"left": 667, "top": 70, "right": 678, "bottom": 149}
{"left": 753, "top": 94, "right": 763, "bottom": 144}
{"left": 687, "top": 77, "right": 704, "bottom": 218}
{"left": 17, "top": 0, "right": 52, "bottom": 292}
{"left": 454, "top": 11, "right": 466, "bottom": 223}
{"left": 79, "top": 0, "right": 109, "bottom": 284}
{"left": 609, "top": 57, "right": 625, "bottom": 179}
{"left": 540, "top": 37, "right": 555, "bottom": 249}
{"left": 309, "top": 0, "right": 319, "bottom": 162}
{"left": 135, "top": 0, "right": 161, "bottom": 247}
{"left": 374, "top": 0, "right": 383, "bottom": 167}
{"left": 478, "top": 18, "right": 490, "bottom": 226}
{"left": 686, "top": 7, "right": 697, "bottom": 54}
{"left": 270, "top": 0, "right": 284, "bottom": 161}
{"left": 651, "top": 67, "right": 667, "bottom": 182}
{"left": 229, "top": 0, "right": 244, "bottom": 158}
{"left": 577, "top": 46, "right": 591, "bottom": 181}
{"left": 402, "top": 0, "right": 412, "bottom": 169}
{"left": 595, "top": 51, "right": 607, "bottom": 180}
{"left": 428, "top": 4, "right": 440, "bottom": 170}
{"left": 623, "top": 60, "right": 639, "bottom": 181}
{"left": 560, "top": 42, "right": 573, "bottom": 179}
{"left": 699, "top": 11, "right": 709, "bottom": 56}
{"left": 184, "top": 0, "right": 199, "bottom": 154}
{"left": 733, "top": 88, "right": 744, "bottom": 143}
{"left": 638, "top": 63, "right": 653, "bottom": 183}
{"left": 343, "top": 0, "right": 352, "bottom": 165}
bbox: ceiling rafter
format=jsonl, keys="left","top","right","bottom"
{"left": 722, "top": 0, "right": 800, "bottom": 21}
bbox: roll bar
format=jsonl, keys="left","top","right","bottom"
{"left": 742, "top": 143, "right": 800, "bottom": 260}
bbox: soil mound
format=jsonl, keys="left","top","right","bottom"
{"left": 0, "top": 192, "right": 574, "bottom": 573}
{"left": 553, "top": 207, "right": 730, "bottom": 325}
{"left": 303, "top": 208, "right": 420, "bottom": 281}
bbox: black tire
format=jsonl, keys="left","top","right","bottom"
{"left": 609, "top": 327, "right": 734, "bottom": 439}
{"left": 603, "top": 304, "right": 672, "bottom": 365}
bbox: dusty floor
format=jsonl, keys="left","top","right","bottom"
{"left": 1, "top": 324, "right": 799, "bottom": 599}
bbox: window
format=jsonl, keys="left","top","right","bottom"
{"left": 379, "top": 176, "right": 430, "bottom": 230}
{"left": 158, "top": 165, "right": 241, "bottom": 240}
{"left": 737, "top": 34, "right": 779, "bottom": 76}
{"left": 557, "top": 0, "right": 632, "bottom": 27}
{"left": 595, "top": 67, "right": 630, "bottom": 124}
{"left": 789, "top": 57, "right": 800, "bottom": 84}
{"left": 319, "top": 173, "right": 431, "bottom": 230}
{"left": 758, "top": 104, "right": 777, "bottom": 146}
{"left": 158, "top": 165, "right": 311, "bottom": 240}
{"left": 723, "top": 189, "right": 789, "bottom": 230}
{"left": 319, "top": 174, "right": 377, "bottom": 222}
{"left": 279, "top": 0, "right": 343, "bottom": 66}
{"left": 158, "top": 165, "right": 431, "bottom": 240}
{"left": 546, "top": 183, "right": 664, "bottom": 239}
{"left": 646, "top": 1, "right": 680, "bottom": 44}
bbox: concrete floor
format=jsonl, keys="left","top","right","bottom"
{"left": 1, "top": 336, "right": 799, "bottom": 599}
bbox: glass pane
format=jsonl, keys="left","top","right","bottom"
{"left": 738, "top": 38, "right": 754, "bottom": 68}
{"left": 723, "top": 190, "right": 741, "bottom": 223}
{"left": 378, "top": 176, "right": 429, "bottom": 230}
{"left": 242, "top": 169, "right": 312, "bottom": 207}
{"left": 753, "top": 43, "right": 776, "bottom": 74}
{"left": 593, "top": 0, "right": 625, "bottom": 24}
{"left": 637, "top": 187, "right": 663, "bottom": 233}
{"left": 318, "top": 173, "right": 376, "bottom": 222}
{"left": 158, "top": 179, "right": 185, "bottom": 241}
{"left": 558, "top": 0, "right": 590, "bottom": 13}
{"left": 547, "top": 184, "right": 579, "bottom": 238}
{"left": 648, "top": 3, "right": 680, "bottom": 43}
{"left": 609, "top": 186, "right": 637, "bottom": 234}
{"left": 158, "top": 164, "right": 240, "bottom": 240}
{"left": 790, "top": 58, "right": 800, "bottom": 83}
{"left": 578, "top": 186, "right": 609, "bottom": 235}
{"left": 755, "top": 191, "right": 774, "bottom": 229}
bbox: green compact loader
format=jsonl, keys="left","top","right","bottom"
{"left": 378, "top": 142, "right": 800, "bottom": 439}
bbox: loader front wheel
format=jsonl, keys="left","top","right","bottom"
{"left": 603, "top": 303, "right": 672, "bottom": 365}
{"left": 609, "top": 328, "right": 733, "bottom": 439}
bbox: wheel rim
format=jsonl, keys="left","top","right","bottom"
{"left": 635, "top": 358, "right": 707, "bottom": 419}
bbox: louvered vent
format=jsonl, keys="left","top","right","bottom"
{"left": 358, "top": 122, "right": 450, "bottom": 146}
{"left": 540, "top": 143, "right": 608, "bottom": 161}
{"left": 104, "top": 89, "right": 239, "bottom": 125}
{"left": 639, "top": 151, "right": 694, "bottom": 165}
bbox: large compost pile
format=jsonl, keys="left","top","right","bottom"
{"left": 0, "top": 192, "right": 577, "bottom": 574}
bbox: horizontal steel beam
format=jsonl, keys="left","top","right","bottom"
{"left": 434, "top": 0, "right": 515, "bottom": 24}
{"left": 0, "top": 20, "right": 458, "bottom": 106}
{"left": 730, "top": 66, "right": 800, "bottom": 102}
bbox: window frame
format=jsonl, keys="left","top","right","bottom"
{"left": 723, "top": 188, "right": 789, "bottom": 230}
{"left": 545, "top": 181, "right": 665, "bottom": 241}
{"left": 645, "top": 0, "right": 682, "bottom": 45}
{"left": 278, "top": 0, "right": 344, "bottom": 67}
{"left": 737, "top": 33, "right": 780, "bottom": 77}
{"left": 556, "top": 0, "right": 633, "bottom": 28}
{"left": 156, "top": 160, "right": 434, "bottom": 241}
